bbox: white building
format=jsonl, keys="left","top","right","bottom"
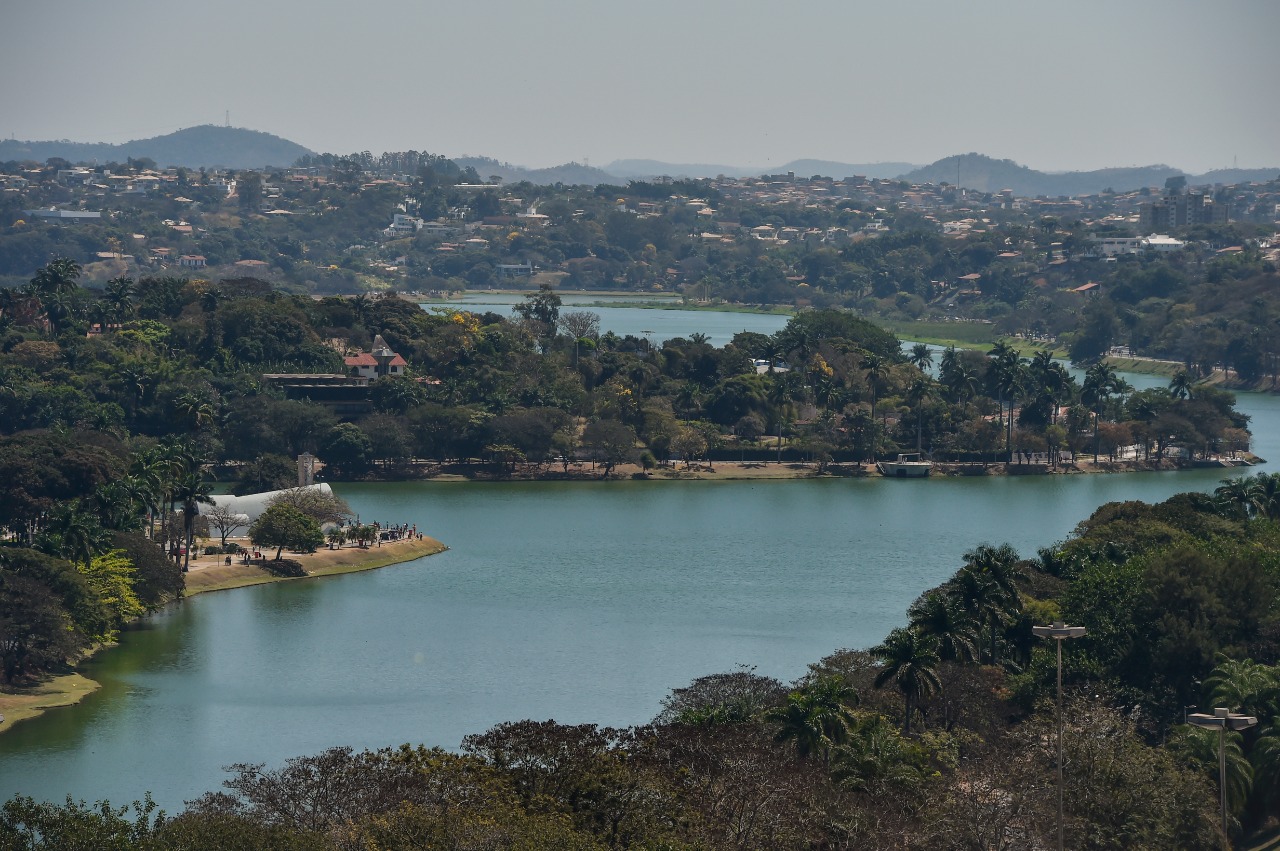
{"left": 1143, "top": 234, "right": 1186, "bottom": 253}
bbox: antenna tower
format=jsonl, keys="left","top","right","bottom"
{"left": 225, "top": 110, "right": 230, "bottom": 128}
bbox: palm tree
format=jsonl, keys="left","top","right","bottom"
{"left": 832, "top": 714, "right": 927, "bottom": 796}
{"left": 1205, "top": 655, "right": 1279, "bottom": 720}
{"left": 908, "top": 343, "right": 933, "bottom": 373}
{"left": 862, "top": 352, "right": 890, "bottom": 426}
{"left": 1247, "top": 473, "right": 1280, "bottom": 521}
{"left": 961, "top": 543, "right": 1025, "bottom": 664}
{"left": 104, "top": 276, "right": 136, "bottom": 325}
{"left": 945, "top": 362, "right": 981, "bottom": 414}
{"left": 766, "top": 675, "right": 858, "bottom": 766}
{"left": 873, "top": 627, "right": 942, "bottom": 735}
{"left": 175, "top": 391, "right": 217, "bottom": 432}
{"left": 173, "top": 472, "right": 215, "bottom": 572}
{"left": 908, "top": 589, "right": 979, "bottom": 664}
{"left": 1082, "top": 362, "right": 1127, "bottom": 463}
{"left": 906, "top": 378, "right": 933, "bottom": 452}
{"left": 1169, "top": 369, "right": 1194, "bottom": 400}
{"left": 1215, "top": 477, "right": 1256, "bottom": 520}
{"left": 1174, "top": 724, "right": 1254, "bottom": 820}
{"left": 30, "top": 257, "right": 82, "bottom": 298}
{"left": 41, "top": 500, "right": 109, "bottom": 569}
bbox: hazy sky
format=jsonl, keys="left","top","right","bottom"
{"left": 4, "top": 0, "right": 1278, "bottom": 172}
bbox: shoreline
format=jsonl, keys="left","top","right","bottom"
{"left": 0, "top": 535, "right": 447, "bottom": 735}
{"left": 339, "top": 455, "right": 1266, "bottom": 484}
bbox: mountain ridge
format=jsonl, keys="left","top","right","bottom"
{"left": 3, "top": 127, "right": 1275, "bottom": 193}
{"left": 0, "top": 126, "right": 314, "bottom": 170}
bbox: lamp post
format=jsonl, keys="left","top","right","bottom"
{"left": 1032, "top": 620, "right": 1087, "bottom": 851}
{"left": 1187, "top": 707, "right": 1258, "bottom": 847}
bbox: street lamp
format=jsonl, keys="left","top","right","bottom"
{"left": 1187, "top": 707, "right": 1258, "bottom": 847}
{"left": 1032, "top": 620, "right": 1087, "bottom": 851}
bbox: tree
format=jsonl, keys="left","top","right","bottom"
{"left": 581, "top": 420, "right": 638, "bottom": 478}
{"left": 79, "top": 549, "right": 145, "bottom": 638}
{"left": 206, "top": 504, "right": 249, "bottom": 547}
{"left": 248, "top": 504, "right": 324, "bottom": 561}
{"left": 766, "top": 677, "right": 858, "bottom": 766}
{"left": 319, "top": 423, "right": 373, "bottom": 477}
{"left": 656, "top": 666, "right": 786, "bottom": 724}
{"left": 1082, "top": 361, "right": 1127, "bottom": 463}
{"left": 173, "top": 472, "right": 214, "bottom": 572}
{"left": 559, "top": 310, "right": 600, "bottom": 366}
{"left": 873, "top": 626, "right": 942, "bottom": 734}
{"left": 512, "top": 283, "right": 561, "bottom": 347}
{"left": 233, "top": 454, "right": 299, "bottom": 496}
{"left": 266, "top": 487, "right": 353, "bottom": 526}
{"left": 908, "top": 589, "right": 979, "bottom": 664}
{"left": 908, "top": 343, "right": 934, "bottom": 372}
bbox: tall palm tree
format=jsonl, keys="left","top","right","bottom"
{"left": 906, "top": 378, "right": 933, "bottom": 452}
{"left": 1215, "top": 477, "right": 1256, "bottom": 520}
{"left": 1082, "top": 362, "right": 1127, "bottom": 463}
{"left": 1174, "top": 725, "right": 1254, "bottom": 820}
{"left": 1205, "top": 655, "right": 1279, "bottom": 720}
{"left": 908, "top": 343, "right": 933, "bottom": 373}
{"left": 873, "top": 627, "right": 942, "bottom": 735}
{"left": 1247, "top": 473, "right": 1280, "bottom": 521}
{"left": 945, "top": 362, "right": 981, "bottom": 414}
{"left": 862, "top": 353, "right": 889, "bottom": 425}
{"left": 30, "top": 258, "right": 82, "bottom": 298}
{"left": 175, "top": 391, "right": 217, "bottom": 433}
{"left": 1169, "top": 369, "right": 1194, "bottom": 400}
{"left": 938, "top": 346, "right": 959, "bottom": 386}
{"left": 173, "top": 472, "right": 215, "bottom": 573}
{"left": 104, "top": 276, "right": 136, "bottom": 326}
{"left": 908, "top": 589, "right": 980, "bottom": 664}
{"left": 962, "top": 543, "right": 1025, "bottom": 664}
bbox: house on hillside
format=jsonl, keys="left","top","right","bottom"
{"left": 345, "top": 334, "right": 406, "bottom": 380}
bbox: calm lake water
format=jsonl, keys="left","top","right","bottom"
{"left": 419, "top": 294, "right": 791, "bottom": 345}
{"left": 3, "top": 311, "right": 1276, "bottom": 810}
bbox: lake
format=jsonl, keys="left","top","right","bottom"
{"left": 2, "top": 309, "right": 1276, "bottom": 811}
{"left": 419, "top": 293, "right": 791, "bottom": 346}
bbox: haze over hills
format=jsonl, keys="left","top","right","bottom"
{"left": 605, "top": 159, "right": 922, "bottom": 181}
{"left": 901, "top": 153, "right": 1280, "bottom": 197}
{"left": 451, "top": 156, "right": 619, "bottom": 187}
{"left": 0, "top": 126, "right": 314, "bottom": 170}
{"left": 2, "top": 126, "right": 1275, "bottom": 195}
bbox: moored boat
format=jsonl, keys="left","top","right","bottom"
{"left": 877, "top": 453, "right": 932, "bottom": 478}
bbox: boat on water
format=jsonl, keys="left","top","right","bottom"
{"left": 877, "top": 453, "right": 932, "bottom": 478}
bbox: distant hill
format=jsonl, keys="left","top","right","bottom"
{"left": 454, "top": 156, "right": 621, "bottom": 186}
{"left": 898, "top": 153, "right": 1280, "bottom": 196}
{"left": 778, "top": 159, "right": 922, "bottom": 180}
{"left": 605, "top": 158, "right": 922, "bottom": 181}
{"left": 0, "top": 126, "right": 314, "bottom": 169}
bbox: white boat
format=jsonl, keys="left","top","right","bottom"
{"left": 877, "top": 453, "right": 932, "bottom": 478}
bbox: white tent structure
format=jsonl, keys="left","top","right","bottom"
{"left": 202, "top": 483, "right": 335, "bottom": 525}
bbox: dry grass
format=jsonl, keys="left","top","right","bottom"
{"left": 0, "top": 673, "right": 100, "bottom": 732}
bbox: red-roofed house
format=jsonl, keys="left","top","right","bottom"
{"left": 345, "top": 334, "right": 407, "bottom": 380}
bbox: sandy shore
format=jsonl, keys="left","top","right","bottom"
{"left": 0, "top": 535, "right": 447, "bottom": 734}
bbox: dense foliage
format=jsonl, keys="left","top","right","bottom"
{"left": 1, "top": 251, "right": 1278, "bottom": 846}
{"left": 3, "top": 150, "right": 1277, "bottom": 381}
